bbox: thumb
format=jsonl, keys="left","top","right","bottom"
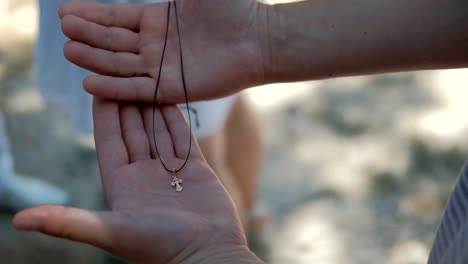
{"left": 13, "top": 205, "right": 116, "bottom": 251}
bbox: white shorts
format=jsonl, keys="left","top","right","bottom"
{"left": 36, "top": 0, "right": 236, "bottom": 139}
{"left": 179, "top": 95, "right": 237, "bottom": 139}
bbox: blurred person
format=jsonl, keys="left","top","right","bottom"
{"left": 37, "top": 0, "right": 93, "bottom": 137}
{"left": 37, "top": 0, "right": 268, "bottom": 241}
{"left": 0, "top": 113, "right": 69, "bottom": 212}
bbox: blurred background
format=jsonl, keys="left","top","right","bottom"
{"left": 1, "top": 0, "right": 468, "bottom": 263}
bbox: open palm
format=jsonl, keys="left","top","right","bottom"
{"left": 13, "top": 98, "right": 246, "bottom": 263}
{"left": 59, "top": 0, "right": 265, "bottom": 104}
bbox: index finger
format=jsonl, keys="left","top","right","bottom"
{"left": 161, "top": 105, "right": 204, "bottom": 161}
{"left": 59, "top": 2, "right": 145, "bottom": 31}
{"left": 93, "top": 97, "right": 129, "bottom": 178}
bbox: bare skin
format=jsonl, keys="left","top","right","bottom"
{"left": 198, "top": 130, "right": 246, "bottom": 225}
{"left": 59, "top": 0, "right": 468, "bottom": 104}
{"left": 13, "top": 0, "right": 468, "bottom": 262}
{"left": 225, "top": 95, "right": 263, "bottom": 215}
{"left": 197, "top": 94, "right": 264, "bottom": 229}
{"left": 59, "top": 0, "right": 265, "bottom": 103}
{"left": 13, "top": 98, "right": 262, "bottom": 264}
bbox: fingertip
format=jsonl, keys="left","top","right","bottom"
{"left": 12, "top": 207, "right": 46, "bottom": 231}
{"left": 60, "top": 15, "right": 74, "bottom": 37}
{"left": 12, "top": 211, "right": 31, "bottom": 230}
{"left": 63, "top": 40, "right": 74, "bottom": 58}
{"left": 58, "top": 2, "right": 73, "bottom": 18}
{"left": 63, "top": 40, "right": 83, "bottom": 63}
{"left": 83, "top": 75, "right": 98, "bottom": 94}
{"left": 83, "top": 76, "right": 111, "bottom": 99}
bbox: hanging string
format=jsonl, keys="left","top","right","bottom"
{"left": 152, "top": 0, "right": 192, "bottom": 173}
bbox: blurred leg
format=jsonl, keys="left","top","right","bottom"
{"left": 198, "top": 131, "right": 246, "bottom": 225}
{"left": 0, "top": 113, "right": 14, "bottom": 194}
{"left": 223, "top": 94, "right": 269, "bottom": 261}
{"left": 225, "top": 94, "right": 264, "bottom": 220}
{"left": 182, "top": 94, "right": 263, "bottom": 229}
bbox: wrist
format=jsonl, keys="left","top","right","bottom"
{"left": 196, "top": 245, "right": 264, "bottom": 264}
{"left": 255, "top": 1, "right": 337, "bottom": 84}
{"left": 256, "top": 2, "right": 301, "bottom": 85}
{"left": 172, "top": 245, "right": 263, "bottom": 264}
{"left": 255, "top": 2, "right": 275, "bottom": 86}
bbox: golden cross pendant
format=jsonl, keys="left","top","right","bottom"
{"left": 171, "top": 169, "right": 183, "bottom": 192}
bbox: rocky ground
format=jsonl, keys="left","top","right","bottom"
{"left": 250, "top": 71, "right": 468, "bottom": 264}
{"left": 2, "top": 1, "right": 468, "bottom": 264}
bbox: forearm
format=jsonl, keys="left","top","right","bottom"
{"left": 260, "top": 0, "right": 468, "bottom": 83}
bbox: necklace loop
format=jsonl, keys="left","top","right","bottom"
{"left": 152, "top": 1, "right": 191, "bottom": 191}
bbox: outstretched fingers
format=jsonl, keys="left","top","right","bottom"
{"left": 93, "top": 97, "right": 129, "bottom": 179}
{"left": 142, "top": 104, "right": 176, "bottom": 160}
{"left": 84, "top": 75, "right": 157, "bottom": 103}
{"left": 62, "top": 15, "right": 140, "bottom": 53}
{"left": 59, "top": 2, "right": 144, "bottom": 31}
{"left": 120, "top": 103, "right": 151, "bottom": 163}
{"left": 64, "top": 41, "right": 146, "bottom": 77}
{"left": 161, "top": 105, "right": 204, "bottom": 161}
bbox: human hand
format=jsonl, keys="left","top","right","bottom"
{"left": 59, "top": 0, "right": 268, "bottom": 104}
{"left": 13, "top": 98, "right": 261, "bottom": 264}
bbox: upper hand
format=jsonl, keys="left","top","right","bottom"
{"left": 59, "top": 0, "right": 266, "bottom": 104}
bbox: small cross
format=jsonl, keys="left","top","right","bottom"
{"left": 171, "top": 176, "right": 183, "bottom": 192}
{"left": 171, "top": 169, "right": 183, "bottom": 192}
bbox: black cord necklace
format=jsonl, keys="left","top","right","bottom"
{"left": 152, "top": 0, "right": 192, "bottom": 192}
